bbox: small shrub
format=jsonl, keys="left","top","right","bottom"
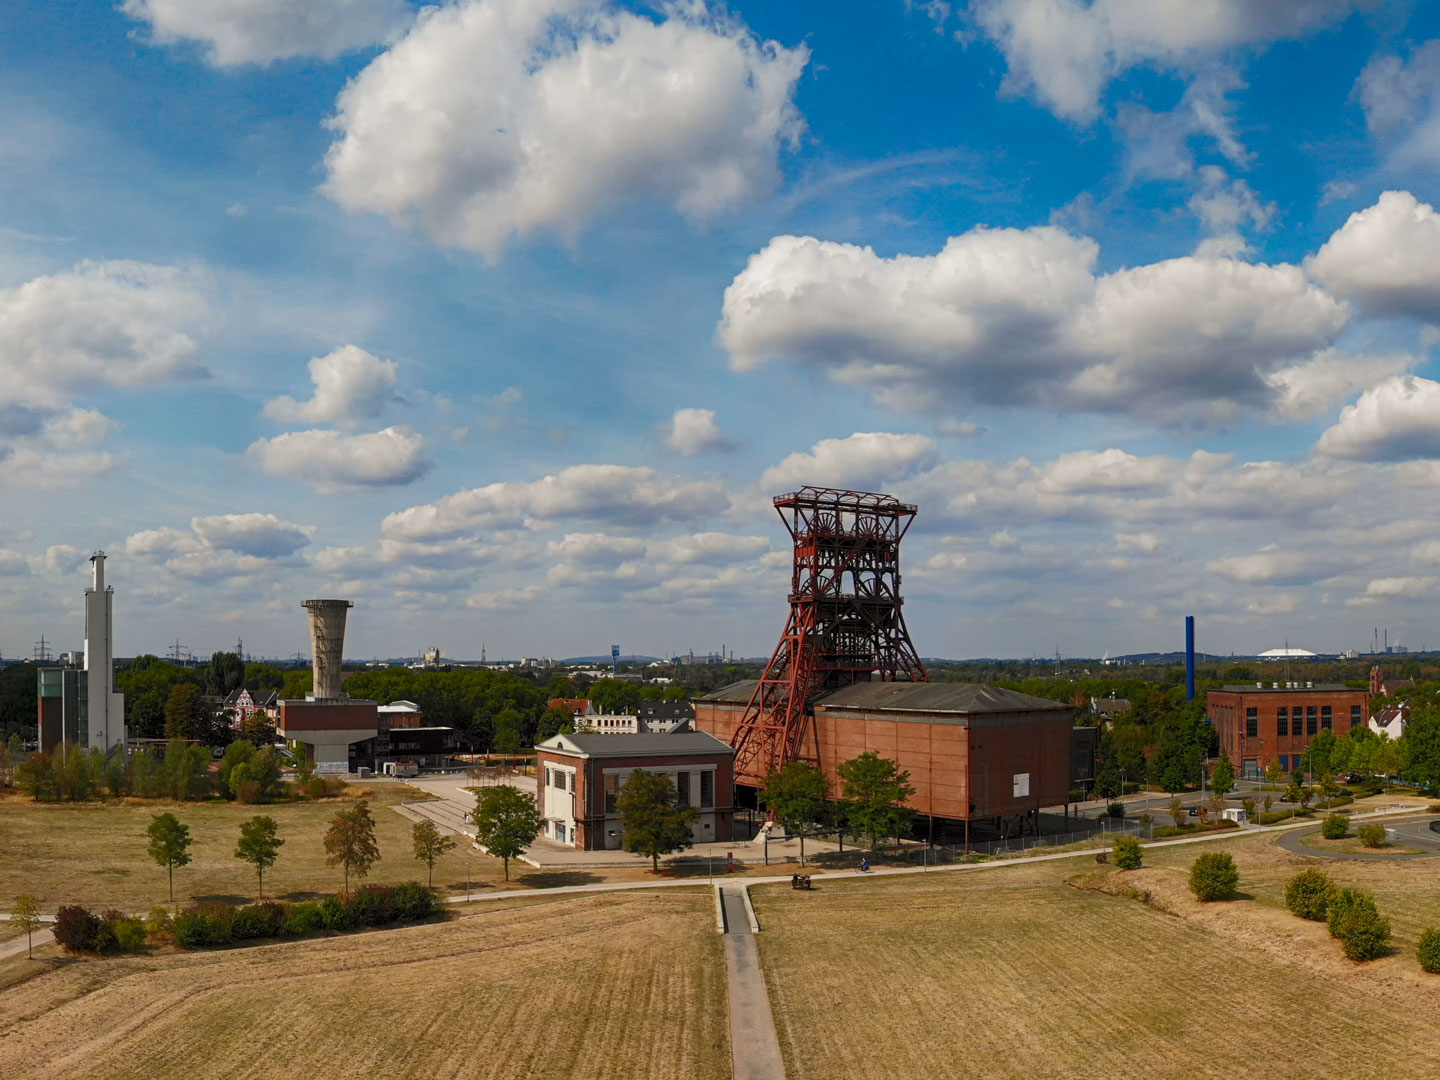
{"left": 144, "top": 906, "right": 174, "bottom": 942}
{"left": 1426, "top": 803, "right": 1440, "bottom": 814}
{"left": 282, "top": 901, "right": 325, "bottom": 936}
{"left": 173, "top": 902, "right": 235, "bottom": 948}
{"left": 304, "top": 777, "right": 327, "bottom": 800}
{"left": 112, "top": 918, "right": 147, "bottom": 951}
{"left": 1356, "top": 823, "right": 1387, "bottom": 848}
{"left": 1284, "top": 869, "right": 1335, "bottom": 921}
{"left": 322, "top": 777, "right": 348, "bottom": 798}
{"left": 348, "top": 885, "right": 399, "bottom": 927}
{"left": 1067, "top": 788, "right": 1085, "bottom": 803}
{"left": 1106, "top": 801, "right": 1126, "bottom": 819}
{"left": 1326, "top": 888, "right": 1376, "bottom": 939}
{"left": 1418, "top": 927, "right": 1440, "bottom": 974}
{"left": 1327, "top": 890, "right": 1390, "bottom": 961}
{"left": 1189, "top": 852, "right": 1239, "bottom": 901}
{"left": 234, "top": 779, "right": 263, "bottom": 804}
{"left": 52, "top": 905, "right": 100, "bottom": 953}
{"left": 391, "top": 882, "right": 437, "bottom": 922}
{"left": 230, "top": 904, "right": 283, "bottom": 944}
{"left": 1321, "top": 814, "right": 1349, "bottom": 840}
{"left": 1111, "top": 835, "right": 1142, "bottom": 870}
{"left": 321, "top": 895, "right": 358, "bottom": 932}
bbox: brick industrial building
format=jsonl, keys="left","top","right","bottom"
{"left": 534, "top": 731, "right": 735, "bottom": 850}
{"left": 695, "top": 680, "right": 1078, "bottom": 829}
{"left": 1207, "top": 682, "right": 1370, "bottom": 779}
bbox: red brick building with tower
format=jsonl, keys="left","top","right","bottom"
{"left": 1206, "top": 682, "right": 1370, "bottom": 779}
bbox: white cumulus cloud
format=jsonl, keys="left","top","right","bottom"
{"left": 1308, "top": 191, "right": 1440, "bottom": 321}
{"left": 322, "top": 0, "right": 807, "bottom": 259}
{"left": 721, "top": 227, "right": 1347, "bottom": 422}
{"left": 663, "top": 408, "right": 733, "bottom": 456}
{"left": 1317, "top": 375, "right": 1440, "bottom": 462}
{"left": 762, "top": 432, "right": 942, "bottom": 492}
{"left": 247, "top": 427, "right": 431, "bottom": 491}
{"left": 382, "top": 464, "right": 725, "bottom": 542}
{"left": 263, "top": 345, "right": 399, "bottom": 425}
{"left": 190, "top": 513, "right": 315, "bottom": 557}
{"left": 122, "top": 0, "right": 411, "bottom": 66}
{"left": 971, "top": 0, "right": 1357, "bottom": 123}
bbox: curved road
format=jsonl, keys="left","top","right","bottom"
{"left": 1277, "top": 815, "right": 1440, "bottom": 861}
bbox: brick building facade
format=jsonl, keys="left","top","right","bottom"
{"left": 1207, "top": 683, "right": 1370, "bottom": 779}
{"left": 534, "top": 731, "right": 735, "bottom": 850}
{"left": 695, "top": 680, "right": 1077, "bottom": 822}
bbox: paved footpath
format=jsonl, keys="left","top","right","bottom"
{"left": 720, "top": 886, "right": 785, "bottom": 1080}
{"left": 0, "top": 929, "right": 54, "bottom": 962}
{"left": 1276, "top": 814, "right": 1440, "bottom": 861}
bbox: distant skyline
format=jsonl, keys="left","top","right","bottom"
{"left": 5, "top": 2, "right": 1440, "bottom": 662}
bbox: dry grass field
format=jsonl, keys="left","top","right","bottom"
{"left": 0, "top": 784, "right": 506, "bottom": 911}
{"left": 0, "top": 889, "right": 726, "bottom": 1080}
{"left": 752, "top": 829, "right": 1440, "bottom": 1080}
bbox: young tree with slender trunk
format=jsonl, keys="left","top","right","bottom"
{"left": 146, "top": 812, "right": 193, "bottom": 906}
{"left": 760, "top": 761, "right": 830, "bottom": 867}
{"left": 1210, "top": 750, "right": 1235, "bottom": 799}
{"left": 472, "top": 786, "right": 542, "bottom": 881}
{"left": 411, "top": 819, "right": 456, "bottom": 888}
{"left": 837, "top": 752, "right": 915, "bottom": 851}
{"left": 235, "top": 816, "right": 284, "bottom": 900}
{"left": 323, "top": 800, "right": 380, "bottom": 897}
{"left": 9, "top": 895, "right": 41, "bottom": 959}
{"left": 616, "top": 770, "right": 697, "bottom": 872}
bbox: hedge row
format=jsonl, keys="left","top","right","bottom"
{"left": 51, "top": 883, "right": 439, "bottom": 955}
{"left": 1152, "top": 820, "right": 1240, "bottom": 839}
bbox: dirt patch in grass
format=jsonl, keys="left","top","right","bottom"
{"left": 0, "top": 890, "right": 726, "bottom": 1080}
{"left": 750, "top": 833, "right": 1440, "bottom": 1080}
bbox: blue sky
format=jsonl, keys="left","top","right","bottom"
{"left": 4, "top": 0, "right": 1440, "bottom": 662}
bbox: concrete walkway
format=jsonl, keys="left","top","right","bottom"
{"left": 0, "top": 929, "right": 53, "bottom": 962}
{"left": 720, "top": 885, "right": 785, "bottom": 1080}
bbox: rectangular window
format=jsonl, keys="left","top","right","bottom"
{"left": 700, "top": 771, "right": 714, "bottom": 808}
{"left": 1278, "top": 755, "right": 1288, "bottom": 771}
{"left": 568, "top": 771, "right": 575, "bottom": 793}
{"left": 1307, "top": 706, "right": 1318, "bottom": 735}
{"left": 676, "top": 772, "right": 691, "bottom": 806}
{"left": 1321, "top": 706, "right": 1332, "bottom": 730}
{"left": 1245, "top": 707, "right": 1258, "bottom": 738}
{"left": 545, "top": 768, "right": 553, "bottom": 788}
{"left": 1351, "top": 704, "right": 1362, "bottom": 726}
{"left": 1277, "top": 707, "right": 1288, "bottom": 737}
{"left": 604, "top": 773, "right": 619, "bottom": 815}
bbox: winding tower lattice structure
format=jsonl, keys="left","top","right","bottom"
{"left": 730, "top": 487, "right": 928, "bottom": 786}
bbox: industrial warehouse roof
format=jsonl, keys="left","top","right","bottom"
{"left": 700, "top": 680, "right": 1074, "bottom": 716}
{"left": 1216, "top": 683, "right": 1355, "bottom": 693}
{"left": 538, "top": 731, "right": 734, "bottom": 757}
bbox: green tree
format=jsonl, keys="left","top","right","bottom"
{"left": 1189, "top": 852, "right": 1239, "bottom": 901}
{"left": 9, "top": 894, "right": 42, "bottom": 959}
{"left": 616, "top": 770, "right": 697, "bottom": 872}
{"left": 206, "top": 651, "right": 246, "bottom": 697}
{"left": 472, "top": 786, "right": 542, "bottom": 881}
{"left": 1111, "top": 835, "right": 1142, "bottom": 869}
{"left": 1168, "top": 797, "right": 1186, "bottom": 827}
{"left": 1308, "top": 728, "right": 1338, "bottom": 779}
{"left": 146, "top": 812, "right": 193, "bottom": 905}
{"left": 1321, "top": 814, "right": 1349, "bottom": 839}
{"left": 1405, "top": 702, "right": 1440, "bottom": 790}
{"left": 760, "top": 761, "right": 830, "bottom": 867}
{"left": 535, "top": 705, "right": 575, "bottom": 742}
{"left": 1356, "top": 823, "right": 1387, "bottom": 848}
{"left": 159, "top": 739, "right": 210, "bottom": 801}
{"left": 1210, "top": 750, "right": 1235, "bottom": 799}
{"left": 411, "top": 819, "right": 456, "bottom": 888}
{"left": 837, "top": 752, "right": 916, "bottom": 850}
{"left": 1094, "top": 761, "right": 1121, "bottom": 800}
{"left": 1418, "top": 927, "right": 1440, "bottom": 974}
{"left": 323, "top": 800, "right": 381, "bottom": 897}
{"left": 217, "top": 740, "right": 256, "bottom": 799}
{"left": 235, "top": 816, "right": 284, "bottom": 899}
{"left": 1159, "top": 758, "right": 1189, "bottom": 794}
{"left": 1264, "top": 758, "right": 1285, "bottom": 786}
{"left": 493, "top": 708, "right": 524, "bottom": 755}
{"left": 163, "top": 683, "right": 209, "bottom": 741}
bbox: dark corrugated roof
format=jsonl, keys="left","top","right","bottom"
{"left": 546, "top": 731, "right": 734, "bottom": 758}
{"left": 699, "top": 678, "right": 1072, "bottom": 716}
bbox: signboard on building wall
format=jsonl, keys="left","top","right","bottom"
{"left": 1012, "top": 773, "right": 1030, "bottom": 798}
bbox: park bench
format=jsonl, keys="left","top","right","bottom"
{"left": 791, "top": 874, "right": 812, "bottom": 890}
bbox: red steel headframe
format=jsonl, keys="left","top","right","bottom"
{"left": 729, "top": 487, "right": 928, "bottom": 786}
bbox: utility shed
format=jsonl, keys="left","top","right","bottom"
{"left": 695, "top": 680, "right": 1076, "bottom": 824}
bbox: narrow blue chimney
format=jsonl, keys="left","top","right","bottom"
{"left": 1185, "top": 615, "right": 1196, "bottom": 702}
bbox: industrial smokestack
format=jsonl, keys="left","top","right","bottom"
{"left": 302, "top": 599, "right": 353, "bottom": 700}
{"left": 1185, "top": 615, "right": 1196, "bottom": 702}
